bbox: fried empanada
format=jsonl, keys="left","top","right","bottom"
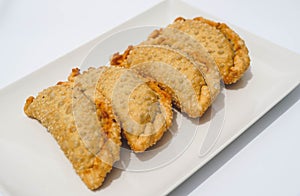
{"left": 111, "top": 45, "right": 211, "bottom": 118}
{"left": 170, "top": 17, "right": 250, "bottom": 84}
{"left": 141, "top": 27, "right": 221, "bottom": 101}
{"left": 24, "top": 68, "right": 121, "bottom": 190}
{"left": 96, "top": 66, "right": 173, "bottom": 152}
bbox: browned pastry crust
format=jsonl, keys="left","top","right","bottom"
{"left": 24, "top": 68, "right": 121, "bottom": 190}
{"left": 193, "top": 17, "right": 250, "bottom": 84}
{"left": 96, "top": 66, "right": 173, "bottom": 152}
{"left": 141, "top": 26, "right": 221, "bottom": 102}
{"left": 173, "top": 17, "right": 250, "bottom": 84}
{"left": 111, "top": 46, "right": 133, "bottom": 67}
{"left": 120, "top": 81, "right": 173, "bottom": 152}
{"left": 111, "top": 45, "right": 211, "bottom": 118}
{"left": 23, "top": 15, "right": 251, "bottom": 191}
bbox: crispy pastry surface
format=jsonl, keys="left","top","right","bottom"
{"left": 171, "top": 17, "right": 250, "bottom": 84}
{"left": 23, "top": 15, "right": 251, "bottom": 190}
{"left": 111, "top": 45, "right": 211, "bottom": 118}
{"left": 24, "top": 68, "right": 121, "bottom": 190}
{"left": 142, "top": 27, "right": 220, "bottom": 101}
{"left": 96, "top": 66, "right": 173, "bottom": 152}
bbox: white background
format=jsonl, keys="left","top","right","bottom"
{"left": 1, "top": 0, "right": 299, "bottom": 195}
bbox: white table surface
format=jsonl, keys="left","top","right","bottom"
{"left": 1, "top": 0, "right": 299, "bottom": 195}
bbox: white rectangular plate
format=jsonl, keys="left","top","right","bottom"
{"left": 0, "top": 0, "right": 300, "bottom": 195}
